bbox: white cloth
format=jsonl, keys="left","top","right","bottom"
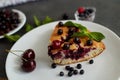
{"left": 0, "top": 0, "right": 35, "bottom": 8}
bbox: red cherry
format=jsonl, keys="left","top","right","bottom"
{"left": 78, "top": 7, "right": 85, "bottom": 13}
{"left": 52, "top": 40, "right": 62, "bottom": 49}
{"left": 21, "top": 60, "right": 36, "bottom": 72}
{"left": 22, "top": 49, "right": 35, "bottom": 60}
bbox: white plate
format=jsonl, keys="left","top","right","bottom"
{"left": 6, "top": 20, "right": 120, "bottom": 80}
{"left": 0, "top": 9, "right": 26, "bottom": 39}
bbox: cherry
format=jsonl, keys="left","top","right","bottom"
{"left": 21, "top": 60, "right": 36, "bottom": 72}
{"left": 22, "top": 49, "right": 35, "bottom": 60}
{"left": 52, "top": 40, "right": 62, "bottom": 49}
{"left": 78, "top": 7, "right": 85, "bottom": 14}
{"left": 5, "top": 49, "right": 36, "bottom": 73}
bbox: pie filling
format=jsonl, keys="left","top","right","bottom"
{"left": 48, "top": 45, "right": 96, "bottom": 60}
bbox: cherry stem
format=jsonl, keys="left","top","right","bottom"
{"left": 9, "top": 50, "right": 24, "bottom": 52}
{"left": 5, "top": 49, "right": 27, "bottom": 62}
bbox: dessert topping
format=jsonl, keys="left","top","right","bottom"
{"left": 64, "top": 21, "right": 105, "bottom": 42}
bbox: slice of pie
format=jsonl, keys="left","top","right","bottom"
{"left": 48, "top": 21, "right": 105, "bottom": 65}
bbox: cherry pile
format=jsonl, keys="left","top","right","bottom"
{"left": 6, "top": 49, "right": 36, "bottom": 72}
{"left": 21, "top": 49, "right": 36, "bottom": 72}
{"left": 0, "top": 9, "right": 20, "bottom": 35}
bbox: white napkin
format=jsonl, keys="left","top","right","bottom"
{"left": 0, "top": 0, "right": 35, "bottom": 8}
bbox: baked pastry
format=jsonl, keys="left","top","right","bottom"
{"left": 48, "top": 21, "right": 105, "bottom": 65}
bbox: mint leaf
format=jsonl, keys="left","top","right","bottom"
{"left": 25, "top": 23, "right": 34, "bottom": 32}
{"left": 64, "top": 21, "right": 87, "bottom": 32}
{"left": 42, "top": 16, "right": 53, "bottom": 24}
{"left": 33, "top": 16, "right": 41, "bottom": 26}
{"left": 89, "top": 32, "right": 105, "bottom": 42}
{"left": 64, "top": 21, "right": 105, "bottom": 42}
{"left": 4, "top": 34, "right": 21, "bottom": 42}
{"left": 72, "top": 32, "right": 89, "bottom": 37}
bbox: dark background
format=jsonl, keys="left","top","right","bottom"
{"left": 0, "top": 0, "right": 120, "bottom": 79}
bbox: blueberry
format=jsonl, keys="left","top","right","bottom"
{"left": 73, "top": 37, "right": 80, "bottom": 44}
{"left": 89, "top": 59, "right": 94, "bottom": 64}
{"left": 87, "top": 9, "right": 94, "bottom": 13}
{"left": 86, "top": 40, "right": 93, "bottom": 46}
{"left": 73, "top": 70, "right": 78, "bottom": 75}
{"left": 58, "top": 22, "right": 64, "bottom": 27}
{"left": 59, "top": 71, "right": 64, "bottom": 76}
{"left": 68, "top": 71, "right": 73, "bottom": 77}
{"left": 78, "top": 13, "right": 85, "bottom": 17}
{"left": 79, "top": 69, "right": 84, "bottom": 75}
{"left": 65, "top": 35, "right": 71, "bottom": 42}
{"left": 57, "top": 29, "right": 63, "bottom": 35}
{"left": 69, "top": 67, "right": 74, "bottom": 71}
{"left": 51, "top": 63, "right": 57, "bottom": 68}
{"left": 65, "top": 66, "right": 71, "bottom": 70}
{"left": 84, "top": 10, "right": 90, "bottom": 15}
{"left": 68, "top": 28, "right": 75, "bottom": 34}
{"left": 76, "top": 64, "right": 82, "bottom": 69}
{"left": 62, "top": 43, "right": 70, "bottom": 50}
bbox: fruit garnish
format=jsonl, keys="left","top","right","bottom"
{"left": 6, "top": 49, "right": 36, "bottom": 72}
{"left": 89, "top": 59, "right": 94, "bottom": 64}
{"left": 21, "top": 59, "right": 36, "bottom": 72}
{"left": 64, "top": 21, "right": 105, "bottom": 42}
{"left": 51, "top": 63, "right": 57, "bottom": 68}
{"left": 79, "top": 69, "right": 84, "bottom": 75}
{"left": 58, "top": 22, "right": 64, "bottom": 26}
{"left": 77, "top": 7, "right": 85, "bottom": 13}
{"left": 59, "top": 71, "right": 64, "bottom": 76}
{"left": 22, "top": 49, "right": 35, "bottom": 60}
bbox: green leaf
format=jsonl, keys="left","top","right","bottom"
{"left": 64, "top": 21, "right": 105, "bottom": 42}
{"left": 89, "top": 32, "right": 105, "bottom": 42}
{"left": 42, "top": 16, "right": 53, "bottom": 24}
{"left": 72, "top": 32, "right": 89, "bottom": 37}
{"left": 33, "top": 16, "right": 41, "bottom": 26}
{"left": 64, "top": 21, "right": 87, "bottom": 32}
{"left": 25, "top": 23, "right": 34, "bottom": 32}
{"left": 4, "top": 34, "right": 21, "bottom": 42}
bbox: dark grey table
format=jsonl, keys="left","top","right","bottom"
{"left": 0, "top": 0, "right": 120, "bottom": 79}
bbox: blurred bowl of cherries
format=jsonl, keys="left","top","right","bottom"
{"left": 0, "top": 9, "right": 26, "bottom": 38}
